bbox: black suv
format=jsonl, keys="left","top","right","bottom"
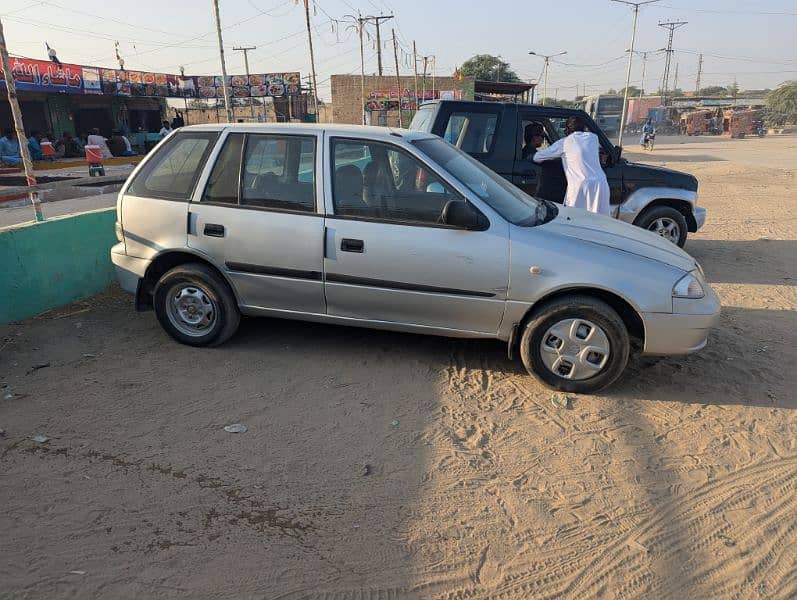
{"left": 410, "top": 100, "right": 705, "bottom": 246}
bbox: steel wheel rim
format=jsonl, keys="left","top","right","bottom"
{"left": 539, "top": 318, "right": 611, "bottom": 381}
{"left": 165, "top": 284, "right": 217, "bottom": 337}
{"left": 648, "top": 217, "right": 680, "bottom": 243}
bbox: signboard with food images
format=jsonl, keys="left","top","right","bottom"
{"left": 2, "top": 56, "right": 299, "bottom": 99}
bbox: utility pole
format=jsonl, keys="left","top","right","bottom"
{"left": 391, "top": 28, "right": 403, "bottom": 127}
{"left": 695, "top": 53, "right": 703, "bottom": 94}
{"left": 302, "top": 0, "right": 320, "bottom": 119}
{"left": 359, "top": 18, "right": 366, "bottom": 124}
{"left": 659, "top": 19, "right": 687, "bottom": 106}
{"left": 421, "top": 55, "right": 428, "bottom": 102}
{"left": 233, "top": 46, "right": 256, "bottom": 120}
{"left": 0, "top": 17, "right": 43, "bottom": 222}
{"left": 611, "top": 0, "right": 660, "bottom": 147}
{"left": 673, "top": 61, "right": 679, "bottom": 92}
{"left": 529, "top": 50, "right": 567, "bottom": 106}
{"left": 364, "top": 15, "right": 393, "bottom": 76}
{"left": 211, "top": 0, "right": 233, "bottom": 122}
{"left": 412, "top": 40, "right": 419, "bottom": 112}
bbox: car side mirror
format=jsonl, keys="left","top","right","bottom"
{"left": 442, "top": 200, "right": 489, "bottom": 231}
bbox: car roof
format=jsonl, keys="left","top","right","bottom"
{"left": 421, "top": 99, "right": 585, "bottom": 115}
{"left": 178, "top": 122, "right": 437, "bottom": 142}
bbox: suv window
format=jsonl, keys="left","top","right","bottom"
{"left": 202, "top": 133, "right": 244, "bottom": 204}
{"left": 241, "top": 134, "right": 316, "bottom": 212}
{"left": 331, "top": 138, "right": 457, "bottom": 225}
{"left": 408, "top": 106, "right": 434, "bottom": 132}
{"left": 127, "top": 131, "right": 218, "bottom": 200}
{"left": 443, "top": 111, "right": 499, "bottom": 155}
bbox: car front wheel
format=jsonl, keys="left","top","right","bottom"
{"left": 520, "top": 295, "right": 630, "bottom": 394}
{"left": 154, "top": 263, "right": 240, "bottom": 347}
{"left": 636, "top": 205, "right": 688, "bottom": 247}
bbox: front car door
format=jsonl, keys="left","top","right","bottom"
{"left": 323, "top": 134, "right": 509, "bottom": 335}
{"left": 187, "top": 129, "right": 326, "bottom": 314}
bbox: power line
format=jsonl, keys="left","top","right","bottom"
{"left": 659, "top": 19, "right": 687, "bottom": 104}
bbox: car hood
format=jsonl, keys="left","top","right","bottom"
{"left": 621, "top": 161, "right": 699, "bottom": 191}
{"left": 542, "top": 206, "right": 696, "bottom": 272}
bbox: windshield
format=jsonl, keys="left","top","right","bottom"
{"left": 413, "top": 137, "right": 546, "bottom": 226}
{"left": 409, "top": 107, "right": 434, "bottom": 132}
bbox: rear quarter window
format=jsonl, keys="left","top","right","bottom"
{"left": 127, "top": 131, "right": 219, "bottom": 201}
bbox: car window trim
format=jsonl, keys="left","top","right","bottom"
{"left": 200, "top": 201, "right": 319, "bottom": 217}
{"left": 328, "top": 135, "right": 488, "bottom": 230}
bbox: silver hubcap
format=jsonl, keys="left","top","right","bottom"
{"left": 166, "top": 284, "right": 216, "bottom": 337}
{"left": 540, "top": 319, "right": 611, "bottom": 380}
{"left": 648, "top": 217, "right": 680, "bottom": 243}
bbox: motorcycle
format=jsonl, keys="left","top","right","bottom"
{"left": 642, "top": 131, "right": 656, "bottom": 151}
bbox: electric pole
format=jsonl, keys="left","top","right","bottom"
{"left": 611, "top": 0, "right": 660, "bottom": 147}
{"left": 695, "top": 53, "right": 703, "bottom": 94}
{"left": 302, "top": 0, "right": 320, "bottom": 119}
{"left": 233, "top": 46, "right": 256, "bottom": 119}
{"left": 211, "top": 0, "right": 233, "bottom": 122}
{"left": 412, "top": 40, "right": 419, "bottom": 112}
{"left": 659, "top": 19, "right": 687, "bottom": 106}
{"left": 673, "top": 61, "right": 679, "bottom": 92}
{"left": 392, "top": 28, "right": 403, "bottom": 127}
{"left": 0, "top": 16, "right": 44, "bottom": 222}
{"left": 529, "top": 50, "right": 567, "bottom": 106}
{"left": 355, "top": 14, "right": 393, "bottom": 76}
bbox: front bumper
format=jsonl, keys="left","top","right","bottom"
{"left": 641, "top": 285, "right": 721, "bottom": 355}
{"left": 111, "top": 243, "right": 149, "bottom": 295}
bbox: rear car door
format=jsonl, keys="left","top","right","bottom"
{"left": 121, "top": 130, "right": 219, "bottom": 261}
{"left": 187, "top": 130, "right": 325, "bottom": 314}
{"left": 323, "top": 135, "right": 508, "bottom": 334}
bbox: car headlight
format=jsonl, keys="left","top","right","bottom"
{"left": 673, "top": 272, "right": 705, "bottom": 299}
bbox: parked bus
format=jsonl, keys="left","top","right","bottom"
{"left": 581, "top": 94, "right": 625, "bottom": 137}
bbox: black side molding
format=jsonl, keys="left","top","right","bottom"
{"left": 225, "top": 262, "right": 322, "bottom": 281}
{"left": 325, "top": 273, "right": 495, "bottom": 298}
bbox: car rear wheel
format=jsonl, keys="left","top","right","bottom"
{"left": 154, "top": 263, "right": 240, "bottom": 347}
{"left": 636, "top": 205, "right": 688, "bottom": 247}
{"left": 520, "top": 295, "right": 630, "bottom": 394}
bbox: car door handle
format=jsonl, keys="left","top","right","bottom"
{"left": 341, "top": 238, "right": 364, "bottom": 253}
{"left": 204, "top": 223, "right": 225, "bottom": 237}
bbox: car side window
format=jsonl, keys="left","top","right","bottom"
{"left": 127, "top": 131, "right": 218, "bottom": 201}
{"left": 202, "top": 133, "right": 244, "bottom": 204}
{"left": 240, "top": 134, "right": 316, "bottom": 212}
{"left": 443, "top": 111, "right": 499, "bottom": 155}
{"left": 331, "top": 138, "right": 457, "bottom": 225}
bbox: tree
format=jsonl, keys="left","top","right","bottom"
{"left": 617, "top": 86, "right": 643, "bottom": 97}
{"left": 766, "top": 81, "right": 797, "bottom": 123}
{"left": 699, "top": 85, "right": 728, "bottom": 96}
{"left": 726, "top": 82, "right": 740, "bottom": 98}
{"left": 460, "top": 54, "right": 521, "bottom": 83}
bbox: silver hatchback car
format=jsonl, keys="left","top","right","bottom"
{"left": 111, "top": 124, "right": 720, "bottom": 393}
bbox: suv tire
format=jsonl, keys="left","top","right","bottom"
{"left": 154, "top": 263, "right": 240, "bottom": 347}
{"left": 520, "top": 295, "right": 630, "bottom": 394}
{"left": 636, "top": 205, "right": 688, "bottom": 247}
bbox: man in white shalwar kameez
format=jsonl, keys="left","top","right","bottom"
{"left": 533, "top": 116, "right": 611, "bottom": 215}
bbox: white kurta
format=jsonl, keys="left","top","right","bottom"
{"left": 533, "top": 131, "right": 611, "bottom": 215}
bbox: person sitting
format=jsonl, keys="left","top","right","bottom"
{"left": 522, "top": 123, "right": 546, "bottom": 159}
{"left": 27, "top": 131, "right": 43, "bottom": 161}
{"left": 87, "top": 128, "right": 113, "bottom": 159}
{"left": 0, "top": 129, "right": 22, "bottom": 166}
{"left": 108, "top": 130, "right": 136, "bottom": 157}
{"left": 158, "top": 120, "right": 173, "bottom": 138}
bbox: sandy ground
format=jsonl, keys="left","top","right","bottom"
{"left": 1, "top": 135, "right": 795, "bottom": 599}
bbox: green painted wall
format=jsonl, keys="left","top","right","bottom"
{"left": 0, "top": 209, "right": 117, "bottom": 324}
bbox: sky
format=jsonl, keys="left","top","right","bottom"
{"left": 1, "top": 0, "right": 795, "bottom": 101}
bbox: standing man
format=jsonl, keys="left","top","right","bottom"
{"left": 533, "top": 115, "right": 610, "bottom": 215}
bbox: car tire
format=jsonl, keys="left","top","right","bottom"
{"left": 636, "top": 205, "right": 688, "bottom": 247}
{"left": 520, "top": 295, "right": 630, "bottom": 394}
{"left": 153, "top": 263, "right": 240, "bottom": 347}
